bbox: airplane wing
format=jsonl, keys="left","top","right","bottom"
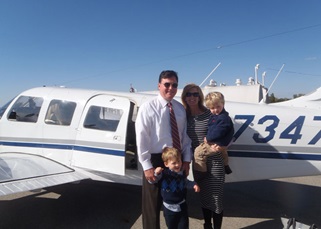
{"left": 0, "top": 152, "right": 89, "bottom": 197}
{"left": 273, "top": 86, "right": 321, "bottom": 109}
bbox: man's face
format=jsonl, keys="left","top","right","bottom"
{"left": 158, "top": 77, "right": 178, "bottom": 101}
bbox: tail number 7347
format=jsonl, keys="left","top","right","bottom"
{"left": 233, "top": 115, "right": 321, "bottom": 145}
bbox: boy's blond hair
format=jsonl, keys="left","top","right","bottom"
{"left": 162, "top": 147, "right": 181, "bottom": 163}
{"left": 205, "top": 91, "right": 225, "bottom": 108}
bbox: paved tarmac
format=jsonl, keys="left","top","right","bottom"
{"left": 0, "top": 175, "right": 320, "bottom": 229}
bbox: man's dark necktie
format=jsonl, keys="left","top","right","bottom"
{"left": 167, "top": 102, "right": 181, "bottom": 151}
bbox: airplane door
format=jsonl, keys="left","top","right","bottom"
{"left": 73, "top": 95, "right": 130, "bottom": 176}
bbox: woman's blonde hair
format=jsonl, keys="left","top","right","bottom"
{"left": 181, "top": 83, "right": 206, "bottom": 116}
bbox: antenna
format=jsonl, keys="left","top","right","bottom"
{"left": 266, "top": 64, "right": 285, "bottom": 94}
{"left": 199, "top": 62, "right": 221, "bottom": 87}
{"left": 129, "top": 83, "right": 136, "bottom": 93}
{"left": 259, "top": 64, "right": 285, "bottom": 104}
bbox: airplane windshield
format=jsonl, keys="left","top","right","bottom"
{"left": 0, "top": 98, "right": 14, "bottom": 120}
{"left": 7, "top": 96, "right": 43, "bottom": 123}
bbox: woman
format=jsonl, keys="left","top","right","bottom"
{"left": 181, "top": 83, "right": 225, "bottom": 229}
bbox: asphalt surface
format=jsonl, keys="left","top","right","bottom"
{"left": 0, "top": 175, "right": 320, "bottom": 229}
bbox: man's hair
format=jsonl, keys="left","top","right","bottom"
{"left": 205, "top": 91, "right": 225, "bottom": 108}
{"left": 158, "top": 70, "right": 178, "bottom": 83}
{"left": 162, "top": 147, "right": 181, "bottom": 163}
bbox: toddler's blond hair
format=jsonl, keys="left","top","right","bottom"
{"left": 162, "top": 147, "right": 181, "bottom": 163}
{"left": 205, "top": 91, "right": 225, "bottom": 108}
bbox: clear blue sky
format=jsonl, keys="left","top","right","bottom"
{"left": 1, "top": 0, "right": 321, "bottom": 106}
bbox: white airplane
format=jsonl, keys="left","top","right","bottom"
{"left": 1, "top": 85, "right": 321, "bottom": 197}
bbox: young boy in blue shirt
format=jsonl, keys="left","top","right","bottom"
{"left": 152, "top": 147, "right": 200, "bottom": 229}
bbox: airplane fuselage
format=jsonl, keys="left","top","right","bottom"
{"left": 0, "top": 86, "right": 321, "bottom": 192}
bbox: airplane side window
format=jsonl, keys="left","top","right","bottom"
{"left": 45, "top": 100, "right": 76, "bottom": 126}
{"left": 84, "top": 106, "right": 123, "bottom": 132}
{"left": 7, "top": 96, "right": 43, "bottom": 123}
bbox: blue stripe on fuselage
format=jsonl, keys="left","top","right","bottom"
{"left": 228, "top": 151, "right": 321, "bottom": 160}
{"left": 1, "top": 141, "right": 320, "bottom": 160}
{"left": 0, "top": 141, "right": 125, "bottom": 157}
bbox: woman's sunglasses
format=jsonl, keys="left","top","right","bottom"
{"left": 186, "top": 92, "right": 200, "bottom": 97}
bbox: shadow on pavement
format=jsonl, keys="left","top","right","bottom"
{"left": 188, "top": 179, "right": 321, "bottom": 228}
{"left": 0, "top": 178, "right": 320, "bottom": 229}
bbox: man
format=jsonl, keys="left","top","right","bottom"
{"left": 135, "top": 70, "right": 192, "bottom": 229}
